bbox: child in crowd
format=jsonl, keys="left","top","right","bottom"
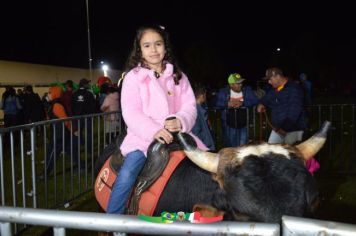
{"left": 192, "top": 85, "right": 215, "bottom": 151}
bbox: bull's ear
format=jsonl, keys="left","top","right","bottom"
{"left": 193, "top": 204, "right": 225, "bottom": 218}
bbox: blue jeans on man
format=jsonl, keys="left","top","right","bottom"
{"left": 268, "top": 130, "right": 304, "bottom": 145}
{"left": 44, "top": 130, "right": 79, "bottom": 175}
{"left": 224, "top": 125, "right": 247, "bottom": 147}
{"left": 78, "top": 118, "right": 93, "bottom": 153}
{"left": 106, "top": 150, "right": 146, "bottom": 214}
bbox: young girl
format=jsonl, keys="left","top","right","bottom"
{"left": 106, "top": 25, "right": 208, "bottom": 214}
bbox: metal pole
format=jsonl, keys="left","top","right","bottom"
{"left": 30, "top": 127, "right": 37, "bottom": 208}
{"left": 10, "top": 132, "right": 16, "bottom": 208}
{"left": 20, "top": 130, "right": 26, "bottom": 208}
{"left": 0, "top": 222, "right": 12, "bottom": 236}
{"left": 282, "top": 215, "right": 356, "bottom": 236}
{"left": 53, "top": 227, "right": 66, "bottom": 236}
{"left": 85, "top": 0, "right": 93, "bottom": 82}
{"left": 0, "top": 134, "right": 5, "bottom": 205}
{"left": 0, "top": 207, "right": 280, "bottom": 235}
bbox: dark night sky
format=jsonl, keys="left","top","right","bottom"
{"left": 1, "top": 1, "right": 355, "bottom": 88}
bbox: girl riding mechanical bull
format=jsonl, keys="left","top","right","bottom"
{"left": 105, "top": 24, "right": 208, "bottom": 214}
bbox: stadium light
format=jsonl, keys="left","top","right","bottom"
{"left": 102, "top": 64, "right": 109, "bottom": 77}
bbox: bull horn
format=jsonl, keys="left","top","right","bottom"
{"left": 177, "top": 133, "right": 219, "bottom": 173}
{"left": 296, "top": 121, "right": 331, "bottom": 160}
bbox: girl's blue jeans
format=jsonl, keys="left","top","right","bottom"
{"left": 106, "top": 150, "right": 146, "bottom": 214}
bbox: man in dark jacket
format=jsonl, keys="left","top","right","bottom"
{"left": 72, "top": 78, "right": 96, "bottom": 153}
{"left": 257, "top": 67, "right": 307, "bottom": 144}
{"left": 61, "top": 80, "right": 74, "bottom": 117}
{"left": 216, "top": 73, "right": 259, "bottom": 147}
{"left": 23, "top": 85, "right": 46, "bottom": 124}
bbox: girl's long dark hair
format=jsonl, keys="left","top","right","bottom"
{"left": 124, "top": 25, "right": 182, "bottom": 85}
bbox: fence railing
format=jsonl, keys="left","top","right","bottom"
{"left": 0, "top": 104, "right": 355, "bottom": 211}
{"left": 208, "top": 104, "right": 356, "bottom": 174}
{"left": 1, "top": 207, "right": 356, "bottom": 236}
{"left": 0, "top": 206, "right": 280, "bottom": 236}
{"left": 0, "top": 111, "right": 124, "bottom": 209}
{"left": 281, "top": 215, "right": 356, "bottom": 236}
{"left": 0, "top": 104, "right": 355, "bottom": 234}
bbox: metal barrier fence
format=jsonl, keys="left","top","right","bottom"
{"left": 0, "top": 104, "right": 355, "bottom": 234}
{"left": 281, "top": 215, "right": 356, "bottom": 236}
{"left": 1, "top": 207, "right": 356, "bottom": 236}
{"left": 0, "top": 104, "right": 355, "bottom": 211}
{"left": 0, "top": 206, "right": 280, "bottom": 236}
{"left": 208, "top": 104, "right": 356, "bottom": 174}
{"left": 0, "top": 112, "right": 124, "bottom": 215}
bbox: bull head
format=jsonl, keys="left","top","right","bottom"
{"left": 177, "top": 121, "right": 331, "bottom": 222}
{"left": 178, "top": 121, "right": 331, "bottom": 174}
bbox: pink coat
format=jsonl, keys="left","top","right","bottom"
{"left": 120, "top": 63, "right": 207, "bottom": 156}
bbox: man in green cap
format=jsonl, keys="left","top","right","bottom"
{"left": 216, "top": 73, "right": 259, "bottom": 147}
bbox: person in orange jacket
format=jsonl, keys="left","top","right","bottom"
{"left": 39, "top": 86, "right": 81, "bottom": 179}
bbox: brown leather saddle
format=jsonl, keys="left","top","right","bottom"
{"left": 94, "top": 132, "right": 185, "bottom": 214}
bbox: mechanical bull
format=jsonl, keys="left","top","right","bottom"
{"left": 95, "top": 121, "right": 331, "bottom": 223}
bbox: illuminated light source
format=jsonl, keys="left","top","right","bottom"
{"left": 276, "top": 48, "right": 281, "bottom": 52}
{"left": 102, "top": 64, "right": 109, "bottom": 76}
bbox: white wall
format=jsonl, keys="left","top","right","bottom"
{"left": 0, "top": 60, "right": 121, "bottom": 86}
{"left": 0, "top": 60, "right": 121, "bottom": 120}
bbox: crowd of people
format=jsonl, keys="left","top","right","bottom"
{"left": 39, "top": 78, "right": 119, "bottom": 176}
{"left": 189, "top": 68, "right": 313, "bottom": 150}
{"left": 0, "top": 79, "right": 120, "bottom": 129}
{"left": 0, "top": 85, "right": 45, "bottom": 128}
{"left": 1, "top": 78, "right": 121, "bottom": 178}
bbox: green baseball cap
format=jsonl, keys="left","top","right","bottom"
{"left": 228, "top": 73, "right": 245, "bottom": 84}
